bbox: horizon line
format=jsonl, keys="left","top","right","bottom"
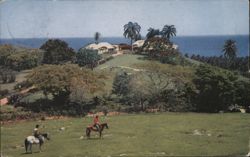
{"left": 0, "top": 34, "right": 249, "bottom": 40}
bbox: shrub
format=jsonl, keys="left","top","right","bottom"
{"left": 8, "top": 94, "right": 21, "bottom": 105}
{"left": 76, "top": 48, "right": 101, "bottom": 69}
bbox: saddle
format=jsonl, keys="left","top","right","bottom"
{"left": 27, "top": 136, "right": 40, "bottom": 144}
{"left": 88, "top": 124, "right": 100, "bottom": 131}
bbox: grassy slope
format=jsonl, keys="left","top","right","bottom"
{"left": 1, "top": 113, "right": 250, "bottom": 157}
{"left": 95, "top": 54, "right": 195, "bottom": 94}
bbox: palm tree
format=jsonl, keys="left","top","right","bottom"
{"left": 161, "top": 25, "right": 176, "bottom": 41}
{"left": 146, "top": 28, "right": 160, "bottom": 39}
{"left": 94, "top": 32, "right": 101, "bottom": 44}
{"left": 123, "top": 22, "right": 141, "bottom": 51}
{"left": 222, "top": 39, "right": 237, "bottom": 60}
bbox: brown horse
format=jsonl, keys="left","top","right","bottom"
{"left": 86, "top": 123, "right": 108, "bottom": 138}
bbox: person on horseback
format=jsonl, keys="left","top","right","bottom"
{"left": 93, "top": 115, "right": 100, "bottom": 131}
{"left": 33, "top": 124, "right": 43, "bottom": 142}
{"left": 33, "top": 124, "right": 40, "bottom": 138}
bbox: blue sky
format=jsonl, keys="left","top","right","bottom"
{"left": 0, "top": 0, "right": 249, "bottom": 38}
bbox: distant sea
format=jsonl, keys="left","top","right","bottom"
{"left": 0, "top": 35, "right": 249, "bottom": 57}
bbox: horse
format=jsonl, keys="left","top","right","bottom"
{"left": 24, "top": 133, "right": 50, "bottom": 153}
{"left": 86, "top": 123, "right": 109, "bottom": 139}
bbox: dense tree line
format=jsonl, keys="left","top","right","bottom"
{"left": 194, "top": 65, "right": 250, "bottom": 112}
{"left": 189, "top": 54, "right": 250, "bottom": 77}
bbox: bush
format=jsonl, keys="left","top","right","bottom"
{"left": 76, "top": 48, "right": 101, "bottom": 69}
{"left": 8, "top": 94, "right": 21, "bottom": 105}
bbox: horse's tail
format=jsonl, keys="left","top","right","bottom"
{"left": 24, "top": 138, "right": 29, "bottom": 153}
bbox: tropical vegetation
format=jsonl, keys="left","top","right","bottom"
{"left": 0, "top": 23, "right": 249, "bottom": 120}
{"left": 76, "top": 48, "right": 101, "bottom": 70}
{"left": 123, "top": 22, "right": 141, "bottom": 51}
{"left": 222, "top": 39, "right": 237, "bottom": 60}
{"left": 40, "top": 39, "right": 75, "bottom": 64}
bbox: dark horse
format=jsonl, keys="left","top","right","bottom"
{"left": 24, "top": 133, "right": 50, "bottom": 153}
{"left": 86, "top": 123, "right": 109, "bottom": 138}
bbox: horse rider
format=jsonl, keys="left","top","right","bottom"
{"left": 33, "top": 124, "right": 42, "bottom": 141}
{"left": 93, "top": 115, "right": 100, "bottom": 131}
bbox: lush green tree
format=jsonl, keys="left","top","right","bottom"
{"left": 94, "top": 32, "right": 101, "bottom": 44}
{"left": 40, "top": 39, "right": 75, "bottom": 64}
{"left": 161, "top": 25, "right": 176, "bottom": 41}
{"left": 193, "top": 65, "right": 238, "bottom": 112}
{"left": 159, "top": 82, "right": 197, "bottom": 112}
{"left": 123, "top": 22, "right": 141, "bottom": 51}
{"left": 142, "top": 37, "right": 179, "bottom": 61}
{"left": 234, "top": 80, "right": 250, "bottom": 110}
{"left": 76, "top": 48, "right": 101, "bottom": 70}
{"left": 222, "top": 39, "right": 237, "bottom": 60}
{"left": 112, "top": 71, "right": 131, "bottom": 96}
{"left": 28, "top": 64, "right": 104, "bottom": 100}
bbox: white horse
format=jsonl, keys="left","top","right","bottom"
{"left": 24, "top": 133, "right": 50, "bottom": 153}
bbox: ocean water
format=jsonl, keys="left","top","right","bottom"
{"left": 0, "top": 35, "right": 249, "bottom": 56}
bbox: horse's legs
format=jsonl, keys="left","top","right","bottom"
{"left": 30, "top": 144, "right": 32, "bottom": 154}
{"left": 99, "top": 131, "right": 102, "bottom": 138}
{"left": 24, "top": 139, "right": 28, "bottom": 153}
{"left": 86, "top": 128, "right": 90, "bottom": 139}
{"left": 39, "top": 143, "right": 42, "bottom": 152}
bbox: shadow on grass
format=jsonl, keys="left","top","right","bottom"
{"left": 20, "top": 151, "right": 42, "bottom": 155}
{"left": 85, "top": 138, "right": 102, "bottom": 140}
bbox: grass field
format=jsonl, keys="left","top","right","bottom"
{"left": 1, "top": 113, "right": 250, "bottom": 157}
